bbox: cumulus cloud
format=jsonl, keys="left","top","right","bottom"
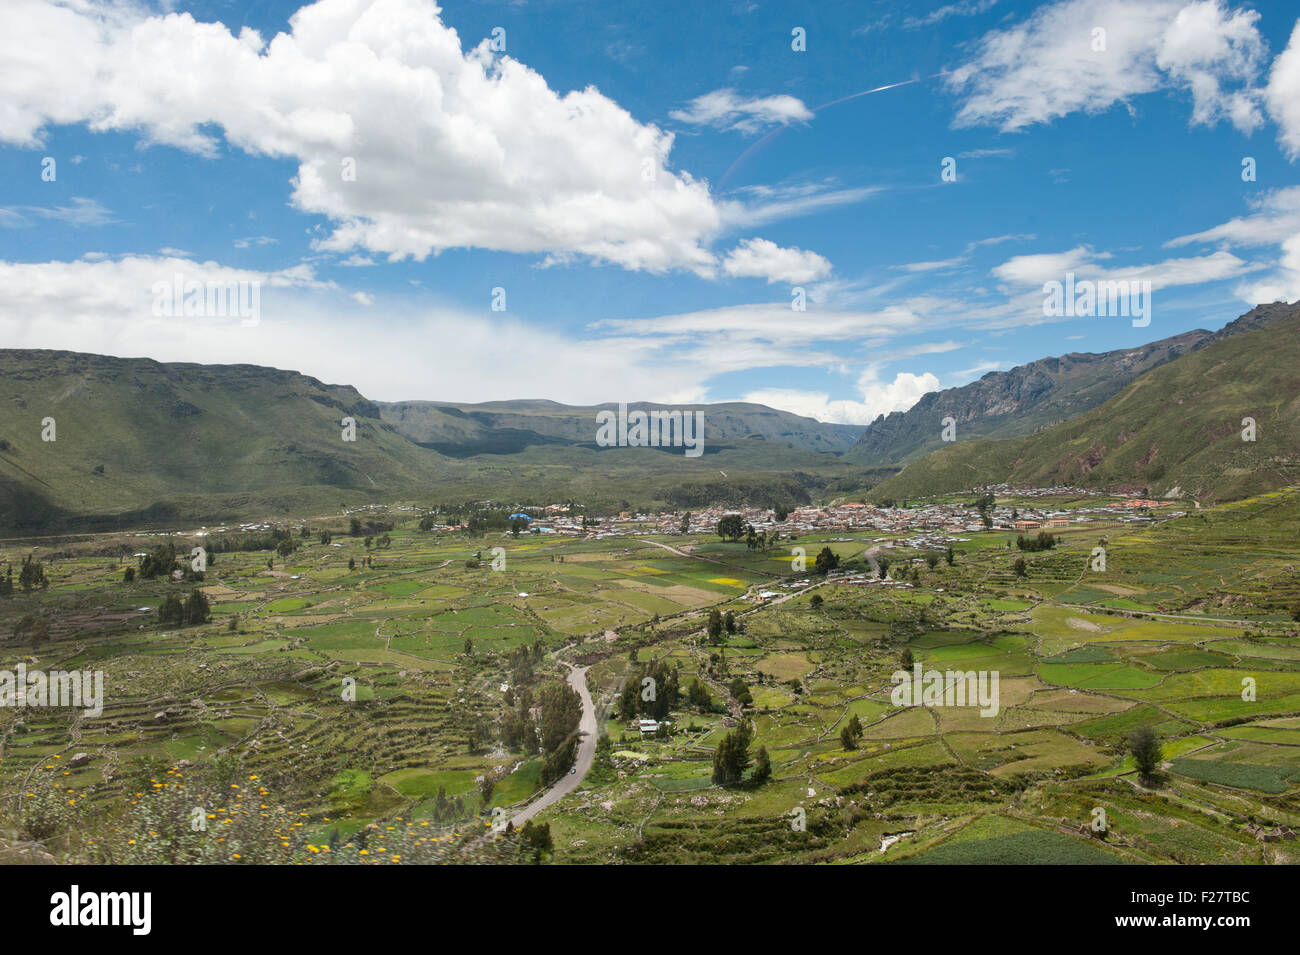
{"left": 0, "top": 0, "right": 731, "bottom": 275}
{"left": 0, "top": 253, "right": 920, "bottom": 405}
{"left": 1266, "top": 24, "right": 1300, "bottom": 160}
{"left": 743, "top": 368, "right": 941, "bottom": 425}
{"left": 669, "top": 89, "right": 813, "bottom": 133}
{"left": 721, "top": 238, "right": 832, "bottom": 284}
{"left": 0, "top": 252, "right": 723, "bottom": 403}
{"left": 947, "top": 0, "right": 1268, "bottom": 133}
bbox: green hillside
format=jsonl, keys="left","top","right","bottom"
{"left": 847, "top": 330, "right": 1210, "bottom": 466}
{"left": 0, "top": 350, "right": 452, "bottom": 529}
{"left": 380, "top": 398, "right": 864, "bottom": 456}
{"left": 871, "top": 303, "right": 1300, "bottom": 502}
{"left": 0, "top": 351, "right": 884, "bottom": 530}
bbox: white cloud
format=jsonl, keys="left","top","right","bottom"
{"left": 743, "top": 368, "right": 940, "bottom": 425}
{"left": 591, "top": 302, "right": 922, "bottom": 346}
{"left": 947, "top": 0, "right": 1267, "bottom": 133}
{"left": 0, "top": 196, "right": 115, "bottom": 228}
{"left": 1156, "top": 0, "right": 1267, "bottom": 130}
{"left": 904, "top": 0, "right": 999, "bottom": 30}
{"left": 956, "top": 147, "right": 1015, "bottom": 159}
{"left": 0, "top": 0, "right": 729, "bottom": 276}
{"left": 0, "top": 253, "right": 720, "bottom": 404}
{"left": 718, "top": 183, "right": 883, "bottom": 230}
{"left": 893, "top": 256, "right": 967, "bottom": 273}
{"left": 669, "top": 88, "right": 813, "bottom": 133}
{"left": 992, "top": 244, "right": 1251, "bottom": 291}
{"left": 1236, "top": 232, "right": 1300, "bottom": 303}
{"left": 721, "top": 238, "right": 831, "bottom": 284}
{"left": 1166, "top": 186, "right": 1300, "bottom": 248}
{"left": 1266, "top": 22, "right": 1300, "bottom": 159}
{"left": 0, "top": 253, "right": 927, "bottom": 406}
{"left": 234, "top": 236, "right": 278, "bottom": 249}
{"left": 1167, "top": 187, "right": 1300, "bottom": 304}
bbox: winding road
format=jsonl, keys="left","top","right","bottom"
{"left": 510, "top": 663, "right": 596, "bottom": 827}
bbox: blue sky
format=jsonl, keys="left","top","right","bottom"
{"left": 2, "top": 0, "right": 1299, "bottom": 421}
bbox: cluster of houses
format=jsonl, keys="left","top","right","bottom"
{"left": 486, "top": 490, "right": 1189, "bottom": 542}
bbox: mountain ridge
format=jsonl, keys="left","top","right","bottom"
{"left": 868, "top": 301, "right": 1300, "bottom": 502}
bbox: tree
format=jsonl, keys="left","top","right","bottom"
{"left": 707, "top": 609, "right": 723, "bottom": 642}
{"left": 841, "top": 714, "right": 862, "bottom": 750}
{"left": 350, "top": 517, "right": 362, "bottom": 536}
{"left": 723, "top": 610, "right": 737, "bottom": 634}
{"left": 809, "top": 593, "right": 823, "bottom": 609}
{"left": 184, "top": 589, "right": 211, "bottom": 626}
{"left": 1291, "top": 602, "right": 1300, "bottom": 623}
{"left": 752, "top": 746, "right": 772, "bottom": 783}
{"left": 538, "top": 682, "right": 582, "bottom": 754}
{"left": 716, "top": 514, "right": 746, "bottom": 542}
{"left": 1013, "top": 557, "right": 1027, "bottom": 578}
{"left": 123, "top": 566, "right": 136, "bottom": 584}
{"left": 814, "top": 546, "right": 840, "bottom": 575}
{"left": 900, "top": 647, "right": 914, "bottom": 668}
{"left": 945, "top": 546, "right": 955, "bottom": 566}
{"left": 137, "top": 544, "right": 177, "bottom": 580}
{"left": 711, "top": 722, "right": 752, "bottom": 786}
{"left": 679, "top": 512, "right": 692, "bottom": 535}
{"left": 14, "top": 614, "right": 49, "bottom": 650}
{"left": 463, "top": 637, "right": 473, "bottom": 656}
{"left": 729, "top": 677, "right": 752, "bottom": 707}
{"left": 17, "top": 555, "right": 48, "bottom": 592}
{"left": 687, "top": 678, "right": 713, "bottom": 711}
{"left": 158, "top": 593, "right": 185, "bottom": 627}
{"left": 925, "top": 553, "right": 939, "bottom": 570}
{"left": 12, "top": 614, "right": 33, "bottom": 644}
{"left": 518, "top": 820, "right": 552, "bottom": 863}
{"left": 1128, "top": 726, "right": 1162, "bottom": 781}
{"left": 28, "top": 616, "right": 49, "bottom": 651}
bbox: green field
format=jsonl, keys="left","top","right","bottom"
{"left": 3, "top": 488, "right": 1299, "bottom": 865}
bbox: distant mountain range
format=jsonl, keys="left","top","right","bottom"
{"left": 847, "top": 330, "right": 1217, "bottom": 467}
{"left": 0, "top": 352, "right": 866, "bottom": 531}
{"left": 869, "top": 302, "right": 1300, "bottom": 503}
{"left": 378, "top": 398, "right": 864, "bottom": 457}
{"left": 2, "top": 301, "right": 1295, "bottom": 531}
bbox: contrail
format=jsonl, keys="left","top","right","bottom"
{"left": 718, "top": 71, "right": 953, "bottom": 189}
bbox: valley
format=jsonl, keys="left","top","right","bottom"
{"left": 3, "top": 486, "right": 1297, "bottom": 864}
